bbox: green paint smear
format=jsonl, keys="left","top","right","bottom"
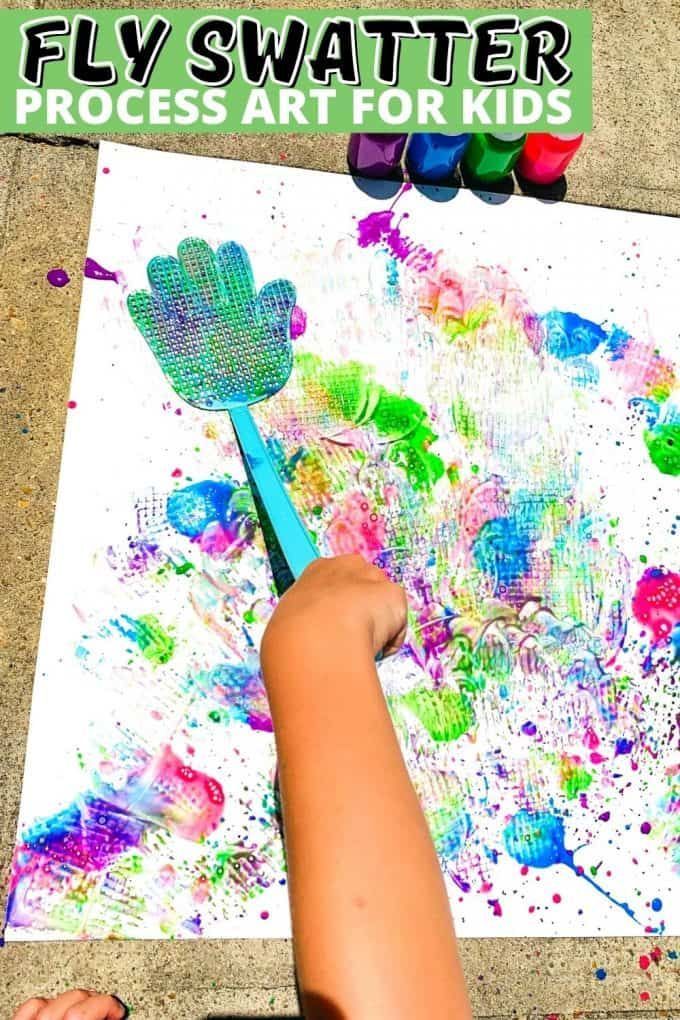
{"left": 644, "top": 423, "right": 680, "bottom": 476}
{"left": 134, "top": 614, "right": 175, "bottom": 665}
{"left": 451, "top": 396, "right": 480, "bottom": 442}
{"left": 398, "top": 686, "right": 474, "bottom": 742}
{"left": 560, "top": 762, "right": 593, "bottom": 800}
{"left": 443, "top": 303, "right": 493, "bottom": 340}
{"left": 296, "top": 353, "right": 444, "bottom": 491}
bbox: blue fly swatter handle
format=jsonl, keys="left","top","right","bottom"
{"left": 229, "top": 404, "right": 319, "bottom": 579}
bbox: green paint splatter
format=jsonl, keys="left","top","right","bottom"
{"left": 126, "top": 853, "right": 144, "bottom": 875}
{"left": 134, "top": 614, "right": 175, "bottom": 665}
{"left": 443, "top": 303, "right": 494, "bottom": 340}
{"left": 644, "top": 423, "right": 680, "bottom": 476}
{"left": 398, "top": 686, "right": 474, "bottom": 741}
{"left": 451, "top": 396, "right": 480, "bottom": 442}
{"left": 296, "top": 353, "right": 444, "bottom": 491}
{"left": 560, "top": 759, "right": 593, "bottom": 800}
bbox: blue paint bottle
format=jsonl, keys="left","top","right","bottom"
{"left": 405, "top": 133, "right": 471, "bottom": 183}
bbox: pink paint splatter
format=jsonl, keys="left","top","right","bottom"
{"left": 632, "top": 567, "right": 680, "bottom": 644}
{"left": 326, "top": 491, "right": 386, "bottom": 558}
{"left": 609, "top": 336, "right": 676, "bottom": 400}
{"left": 639, "top": 954, "right": 651, "bottom": 970}
{"left": 114, "top": 744, "right": 225, "bottom": 841}
{"left": 171, "top": 467, "right": 183, "bottom": 478}
{"left": 67, "top": 400, "right": 77, "bottom": 409}
{"left": 290, "top": 305, "right": 307, "bottom": 339}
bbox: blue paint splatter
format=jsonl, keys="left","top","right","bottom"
{"left": 189, "top": 662, "right": 272, "bottom": 732}
{"left": 167, "top": 480, "right": 235, "bottom": 537}
{"left": 503, "top": 809, "right": 651, "bottom": 929}
{"left": 472, "top": 516, "right": 532, "bottom": 589}
{"left": 542, "top": 311, "right": 607, "bottom": 360}
{"left": 595, "top": 967, "right": 607, "bottom": 981}
{"left": 14, "top": 795, "right": 146, "bottom": 872}
{"left": 433, "top": 810, "right": 472, "bottom": 862}
{"left": 651, "top": 897, "right": 663, "bottom": 912}
{"left": 604, "top": 325, "right": 632, "bottom": 361}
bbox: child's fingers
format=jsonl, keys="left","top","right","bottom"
{"left": 37, "top": 990, "right": 91, "bottom": 1020}
{"left": 63, "top": 995, "right": 127, "bottom": 1020}
{"left": 12, "top": 998, "right": 48, "bottom": 1020}
{"left": 12, "top": 993, "right": 126, "bottom": 1020}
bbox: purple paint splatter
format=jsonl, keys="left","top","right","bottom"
{"left": 84, "top": 257, "right": 121, "bottom": 284}
{"left": 46, "top": 268, "right": 70, "bottom": 288}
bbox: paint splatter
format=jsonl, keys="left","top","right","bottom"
{"left": 84, "top": 257, "right": 121, "bottom": 283}
{"left": 46, "top": 268, "right": 70, "bottom": 288}
{"left": 644, "top": 423, "right": 680, "bottom": 475}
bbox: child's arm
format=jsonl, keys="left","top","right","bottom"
{"left": 261, "top": 555, "right": 472, "bottom": 1020}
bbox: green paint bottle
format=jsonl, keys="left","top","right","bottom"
{"left": 462, "top": 132, "right": 527, "bottom": 182}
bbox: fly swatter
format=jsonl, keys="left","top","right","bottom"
{"left": 127, "top": 237, "right": 319, "bottom": 582}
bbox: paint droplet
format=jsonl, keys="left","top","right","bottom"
{"left": 640, "top": 991, "right": 650, "bottom": 1002}
{"left": 552, "top": 893, "right": 561, "bottom": 903}
{"left": 640, "top": 821, "right": 652, "bottom": 835}
{"left": 651, "top": 897, "right": 663, "bottom": 912}
{"left": 260, "top": 910, "right": 269, "bottom": 920}
{"left": 639, "top": 954, "right": 651, "bottom": 970}
{"left": 67, "top": 399, "right": 77, "bottom": 409}
{"left": 84, "top": 257, "right": 120, "bottom": 283}
{"left": 171, "top": 468, "right": 183, "bottom": 479}
{"left": 290, "top": 305, "right": 307, "bottom": 340}
{"left": 595, "top": 968, "right": 607, "bottom": 981}
{"left": 102, "top": 166, "right": 110, "bottom": 174}
{"left": 46, "top": 268, "right": 70, "bottom": 288}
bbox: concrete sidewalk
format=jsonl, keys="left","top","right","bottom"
{"left": 1, "top": 0, "right": 679, "bottom": 1017}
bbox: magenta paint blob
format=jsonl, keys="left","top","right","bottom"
{"left": 357, "top": 209, "right": 435, "bottom": 272}
{"left": 46, "top": 268, "right": 70, "bottom": 288}
{"left": 290, "top": 305, "right": 307, "bottom": 339}
{"left": 84, "top": 257, "right": 120, "bottom": 283}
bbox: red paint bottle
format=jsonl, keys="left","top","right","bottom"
{"left": 516, "top": 133, "right": 584, "bottom": 185}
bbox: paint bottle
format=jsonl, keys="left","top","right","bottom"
{"left": 405, "top": 133, "right": 471, "bottom": 183}
{"left": 347, "top": 133, "right": 408, "bottom": 178}
{"left": 516, "top": 133, "right": 584, "bottom": 185}
{"left": 462, "top": 132, "right": 526, "bottom": 182}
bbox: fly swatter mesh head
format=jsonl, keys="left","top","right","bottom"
{"left": 127, "top": 238, "right": 296, "bottom": 411}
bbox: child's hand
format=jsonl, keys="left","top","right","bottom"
{"left": 262, "top": 554, "right": 407, "bottom": 661}
{"left": 13, "top": 990, "right": 126, "bottom": 1020}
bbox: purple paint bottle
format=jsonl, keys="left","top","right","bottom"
{"left": 347, "top": 133, "right": 408, "bottom": 178}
